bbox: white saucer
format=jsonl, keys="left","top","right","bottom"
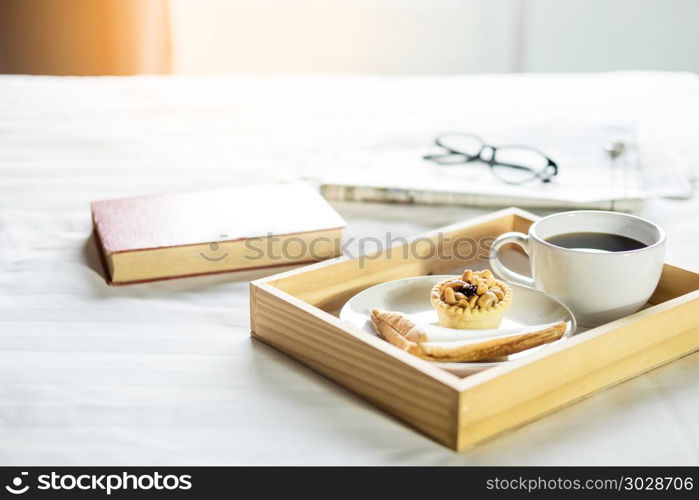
{"left": 339, "top": 275, "right": 576, "bottom": 377}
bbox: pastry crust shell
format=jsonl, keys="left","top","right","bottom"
{"left": 430, "top": 278, "right": 513, "bottom": 329}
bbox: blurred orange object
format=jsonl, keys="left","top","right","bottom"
{"left": 0, "top": 0, "right": 170, "bottom": 75}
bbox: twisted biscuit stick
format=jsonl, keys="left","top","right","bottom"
{"left": 370, "top": 308, "right": 567, "bottom": 362}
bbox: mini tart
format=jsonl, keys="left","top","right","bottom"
{"left": 430, "top": 269, "right": 513, "bottom": 329}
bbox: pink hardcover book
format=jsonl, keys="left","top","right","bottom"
{"left": 91, "top": 182, "right": 345, "bottom": 284}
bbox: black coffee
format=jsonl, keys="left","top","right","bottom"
{"left": 545, "top": 232, "right": 647, "bottom": 252}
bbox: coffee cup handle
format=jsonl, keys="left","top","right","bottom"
{"left": 489, "top": 232, "right": 535, "bottom": 288}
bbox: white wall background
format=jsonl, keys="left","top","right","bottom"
{"left": 169, "top": 0, "right": 699, "bottom": 74}
{"left": 523, "top": 0, "right": 699, "bottom": 72}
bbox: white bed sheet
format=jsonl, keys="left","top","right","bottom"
{"left": 1, "top": 72, "right": 698, "bottom": 465}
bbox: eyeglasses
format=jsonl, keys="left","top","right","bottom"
{"left": 423, "top": 132, "right": 559, "bottom": 185}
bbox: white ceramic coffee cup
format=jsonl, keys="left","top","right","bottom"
{"left": 489, "top": 211, "right": 666, "bottom": 327}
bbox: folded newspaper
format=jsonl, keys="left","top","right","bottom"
{"left": 320, "top": 121, "right": 692, "bottom": 212}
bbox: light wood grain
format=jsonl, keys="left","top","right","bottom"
{"left": 256, "top": 208, "right": 517, "bottom": 311}
{"left": 251, "top": 283, "right": 462, "bottom": 448}
{"left": 250, "top": 208, "right": 699, "bottom": 451}
{"left": 455, "top": 290, "right": 699, "bottom": 449}
{"left": 510, "top": 209, "right": 539, "bottom": 234}
{"left": 649, "top": 263, "right": 699, "bottom": 305}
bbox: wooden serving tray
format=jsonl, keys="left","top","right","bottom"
{"left": 249, "top": 208, "right": 699, "bottom": 450}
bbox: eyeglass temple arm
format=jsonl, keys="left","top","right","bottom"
{"left": 423, "top": 152, "right": 480, "bottom": 162}
{"left": 490, "top": 159, "right": 558, "bottom": 174}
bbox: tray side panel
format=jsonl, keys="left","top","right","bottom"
{"left": 262, "top": 211, "right": 517, "bottom": 311}
{"left": 456, "top": 293, "right": 699, "bottom": 450}
{"left": 250, "top": 283, "right": 461, "bottom": 449}
{"left": 511, "top": 212, "right": 537, "bottom": 233}
{"left": 649, "top": 264, "right": 699, "bottom": 304}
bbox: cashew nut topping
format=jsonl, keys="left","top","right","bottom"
{"left": 437, "top": 269, "right": 508, "bottom": 311}
{"left": 477, "top": 291, "right": 498, "bottom": 309}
